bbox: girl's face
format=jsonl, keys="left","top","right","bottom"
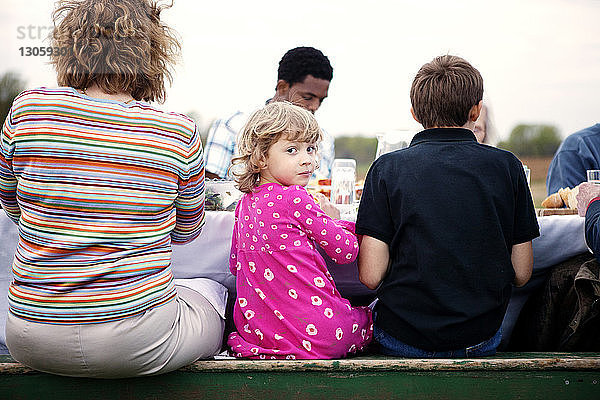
{"left": 259, "top": 136, "right": 318, "bottom": 187}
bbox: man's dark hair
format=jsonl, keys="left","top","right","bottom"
{"left": 410, "top": 55, "right": 483, "bottom": 128}
{"left": 277, "top": 47, "right": 333, "bottom": 86}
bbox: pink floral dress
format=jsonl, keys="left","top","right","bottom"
{"left": 227, "top": 183, "right": 373, "bottom": 359}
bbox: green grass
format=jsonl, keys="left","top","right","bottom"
{"left": 530, "top": 179, "right": 547, "bottom": 208}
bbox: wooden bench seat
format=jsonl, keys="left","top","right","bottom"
{"left": 1, "top": 353, "right": 599, "bottom": 399}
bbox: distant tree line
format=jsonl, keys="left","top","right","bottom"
{"left": 334, "top": 136, "right": 377, "bottom": 178}
{"left": 0, "top": 72, "right": 26, "bottom": 125}
{"left": 334, "top": 124, "right": 564, "bottom": 179}
{"left": 1, "top": 70, "right": 563, "bottom": 164}
{"left": 498, "top": 124, "right": 562, "bottom": 157}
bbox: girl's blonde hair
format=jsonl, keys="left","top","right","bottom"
{"left": 232, "top": 102, "right": 322, "bottom": 193}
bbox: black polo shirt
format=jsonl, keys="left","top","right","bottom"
{"left": 356, "top": 128, "right": 540, "bottom": 351}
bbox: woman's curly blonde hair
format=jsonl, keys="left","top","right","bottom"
{"left": 232, "top": 102, "right": 322, "bottom": 193}
{"left": 50, "top": 0, "right": 180, "bottom": 103}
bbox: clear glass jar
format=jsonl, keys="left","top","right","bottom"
{"left": 331, "top": 158, "right": 356, "bottom": 216}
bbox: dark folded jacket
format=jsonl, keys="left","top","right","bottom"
{"left": 509, "top": 253, "right": 600, "bottom": 351}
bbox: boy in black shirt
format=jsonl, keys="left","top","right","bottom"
{"left": 355, "top": 55, "right": 539, "bottom": 357}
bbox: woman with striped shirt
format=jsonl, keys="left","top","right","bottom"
{"left": 0, "top": 0, "right": 224, "bottom": 377}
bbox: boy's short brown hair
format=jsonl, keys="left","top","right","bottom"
{"left": 410, "top": 55, "right": 483, "bottom": 129}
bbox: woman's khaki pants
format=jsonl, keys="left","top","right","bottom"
{"left": 6, "top": 285, "right": 224, "bottom": 378}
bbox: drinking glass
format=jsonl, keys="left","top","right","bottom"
{"left": 331, "top": 159, "right": 356, "bottom": 215}
{"left": 587, "top": 170, "right": 600, "bottom": 184}
{"left": 375, "top": 130, "right": 415, "bottom": 159}
{"left": 523, "top": 165, "right": 531, "bottom": 186}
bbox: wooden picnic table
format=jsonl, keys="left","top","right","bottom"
{"left": 1, "top": 353, "right": 599, "bottom": 399}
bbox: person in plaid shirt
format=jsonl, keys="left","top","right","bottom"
{"left": 204, "top": 47, "right": 335, "bottom": 180}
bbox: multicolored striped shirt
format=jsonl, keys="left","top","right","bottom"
{"left": 0, "top": 87, "right": 205, "bottom": 324}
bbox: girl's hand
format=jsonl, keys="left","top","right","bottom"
{"left": 314, "top": 193, "right": 341, "bottom": 220}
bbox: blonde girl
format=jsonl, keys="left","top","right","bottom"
{"left": 227, "top": 102, "right": 372, "bottom": 359}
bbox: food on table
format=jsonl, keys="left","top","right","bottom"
{"left": 355, "top": 179, "right": 364, "bottom": 201}
{"left": 308, "top": 178, "right": 364, "bottom": 202}
{"left": 205, "top": 180, "right": 243, "bottom": 211}
{"left": 307, "top": 178, "right": 331, "bottom": 199}
{"left": 558, "top": 187, "right": 570, "bottom": 206}
{"left": 540, "top": 185, "right": 579, "bottom": 210}
{"left": 541, "top": 193, "right": 563, "bottom": 208}
{"left": 567, "top": 186, "right": 580, "bottom": 210}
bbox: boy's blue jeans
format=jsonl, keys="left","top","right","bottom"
{"left": 373, "top": 315, "right": 502, "bottom": 358}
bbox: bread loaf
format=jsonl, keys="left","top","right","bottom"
{"left": 541, "top": 192, "right": 564, "bottom": 208}
{"left": 541, "top": 186, "right": 579, "bottom": 210}
{"left": 567, "top": 185, "right": 580, "bottom": 210}
{"left": 558, "top": 187, "right": 570, "bottom": 206}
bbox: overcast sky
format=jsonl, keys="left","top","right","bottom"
{"left": 1, "top": 0, "right": 599, "bottom": 140}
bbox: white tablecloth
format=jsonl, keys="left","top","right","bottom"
{"left": 173, "top": 213, "right": 590, "bottom": 295}
{"left": 0, "top": 212, "right": 590, "bottom": 352}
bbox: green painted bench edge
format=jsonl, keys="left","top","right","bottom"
{"left": 1, "top": 353, "right": 599, "bottom": 375}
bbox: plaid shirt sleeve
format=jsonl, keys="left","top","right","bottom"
{"left": 204, "top": 111, "right": 246, "bottom": 178}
